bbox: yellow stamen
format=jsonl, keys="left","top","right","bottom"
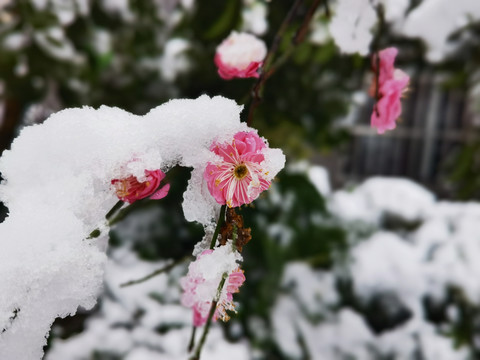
{"left": 233, "top": 164, "right": 248, "bottom": 180}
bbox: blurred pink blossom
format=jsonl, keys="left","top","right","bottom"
{"left": 204, "top": 131, "right": 271, "bottom": 208}
{"left": 215, "top": 31, "right": 267, "bottom": 80}
{"left": 370, "top": 47, "right": 410, "bottom": 134}
{"left": 111, "top": 169, "right": 170, "bottom": 204}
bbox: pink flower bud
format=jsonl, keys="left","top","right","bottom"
{"left": 111, "top": 169, "right": 169, "bottom": 204}
{"left": 215, "top": 31, "right": 267, "bottom": 80}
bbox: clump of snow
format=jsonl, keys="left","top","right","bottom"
{"left": 34, "top": 27, "right": 85, "bottom": 64}
{"left": 242, "top": 0, "right": 268, "bottom": 35}
{"left": 328, "top": 0, "right": 376, "bottom": 55}
{"left": 273, "top": 297, "right": 374, "bottom": 360}
{"left": 159, "top": 38, "right": 191, "bottom": 82}
{"left": 329, "top": 177, "right": 435, "bottom": 225}
{"left": 307, "top": 166, "right": 331, "bottom": 197}
{"left": 30, "top": 0, "right": 89, "bottom": 25}
{"left": 0, "top": 95, "right": 284, "bottom": 359}
{"left": 100, "top": 0, "right": 134, "bottom": 22}
{"left": 3, "top": 33, "right": 28, "bottom": 51}
{"left": 379, "top": 0, "right": 409, "bottom": 23}
{"left": 401, "top": 0, "right": 480, "bottom": 62}
{"left": 281, "top": 262, "right": 338, "bottom": 316}
{"left": 351, "top": 232, "right": 425, "bottom": 314}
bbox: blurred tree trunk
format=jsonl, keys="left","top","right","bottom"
{"left": 0, "top": 98, "right": 21, "bottom": 156}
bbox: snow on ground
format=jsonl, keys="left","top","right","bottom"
{"left": 271, "top": 166, "right": 478, "bottom": 359}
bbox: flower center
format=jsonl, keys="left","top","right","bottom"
{"left": 233, "top": 164, "right": 248, "bottom": 179}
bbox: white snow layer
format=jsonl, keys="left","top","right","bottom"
{"left": 0, "top": 95, "right": 284, "bottom": 359}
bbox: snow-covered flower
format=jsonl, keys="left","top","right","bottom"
{"left": 214, "top": 31, "right": 267, "bottom": 80}
{"left": 204, "top": 131, "right": 271, "bottom": 208}
{"left": 370, "top": 47, "right": 410, "bottom": 134}
{"left": 111, "top": 169, "right": 170, "bottom": 203}
{"left": 180, "top": 245, "right": 245, "bottom": 326}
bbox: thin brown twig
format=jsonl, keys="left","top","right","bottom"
{"left": 209, "top": 204, "right": 226, "bottom": 249}
{"left": 189, "top": 273, "right": 228, "bottom": 360}
{"left": 246, "top": 0, "right": 304, "bottom": 126}
{"left": 246, "top": 0, "right": 326, "bottom": 126}
{"left": 293, "top": 0, "right": 322, "bottom": 45}
{"left": 120, "top": 255, "right": 192, "bottom": 287}
{"left": 264, "top": 0, "right": 324, "bottom": 81}
{"left": 371, "top": 3, "right": 385, "bottom": 116}
{"left": 374, "top": 52, "right": 380, "bottom": 116}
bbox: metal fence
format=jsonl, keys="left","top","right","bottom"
{"left": 340, "top": 71, "right": 476, "bottom": 196}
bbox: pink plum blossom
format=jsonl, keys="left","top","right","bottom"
{"left": 180, "top": 247, "right": 245, "bottom": 327}
{"left": 111, "top": 169, "right": 170, "bottom": 204}
{"left": 204, "top": 131, "right": 271, "bottom": 208}
{"left": 215, "top": 31, "right": 267, "bottom": 80}
{"left": 370, "top": 47, "right": 410, "bottom": 134}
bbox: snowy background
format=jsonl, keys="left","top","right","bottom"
{"left": 1, "top": 0, "right": 480, "bottom": 359}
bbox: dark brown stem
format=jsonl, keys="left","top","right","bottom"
{"left": 293, "top": 0, "right": 322, "bottom": 45}
{"left": 188, "top": 326, "right": 197, "bottom": 352}
{"left": 371, "top": 3, "right": 385, "bottom": 116}
{"left": 0, "top": 98, "right": 21, "bottom": 156}
{"left": 374, "top": 52, "right": 380, "bottom": 116}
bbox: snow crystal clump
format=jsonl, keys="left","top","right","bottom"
{"left": 328, "top": 0, "right": 376, "bottom": 55}
{"left": 281, "top": 262, "right": 338, "bottom": 315}
{"left": 351, "top": 232, "right": 425, "bottom": 314}
{"left": 307, "top": 166, "right": 331, "bottom": 197}
{"left": 329, "top": 177, "right": 435, "bottom": 225}
{"left": 0, "top": 95, "right": 281, "bottom": 359}
{"left": 401, "top": 0, "right": 480, "bottom": 62}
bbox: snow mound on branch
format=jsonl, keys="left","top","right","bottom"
{"left": 0, "top": 95, "right": 284, "bottom": 359}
